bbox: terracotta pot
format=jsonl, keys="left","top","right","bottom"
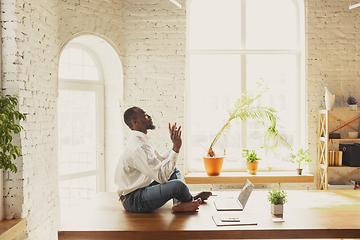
{"left": 246, "top": 162, "right": 258, "bottom": 175}
{"left": 203, "top": 157, "right": 224, "bottom": 176}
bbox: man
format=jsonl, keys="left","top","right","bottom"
{"left": 115, "top": 106, "right": 211, "bottom": 213}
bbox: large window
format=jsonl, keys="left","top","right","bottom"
{"left": 58, "top": 43, "right": 105, "bottom": 222}
{"left": 58, "top": 35, "right": 123, "bottom": 223}
{"left": 187, "top": 0, "right": 305, "bottom": 172}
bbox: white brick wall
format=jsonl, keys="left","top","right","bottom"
{"left": 58, "top": 0, "right": 125, "bottom": 48}
{"left": 1, "top": 0, "right": 360, "bottom": 239}
{"left": 306, "top": 0, "right": 360, "bottom": 183}
{"left": 2, "top": 0, "right": 60, "bottom": 239}
{"left": 17, "top": 0, "right": 60, "bottom": 238}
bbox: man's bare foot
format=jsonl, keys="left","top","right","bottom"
{"left": 172, "top": 198, "right": 201, "bottom": 212}
{"left": 193, "top": 191, "right": 212, "bottom": 203}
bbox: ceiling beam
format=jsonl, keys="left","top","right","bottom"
{"left": 349, "top": 3, "right": 360, "bottom": 9}
{"left": 169, "top": 0, "right": 182, "bottom": 8}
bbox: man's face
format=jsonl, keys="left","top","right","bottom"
{"left": 134, "top": 109, "right": 155, "bottom": 132}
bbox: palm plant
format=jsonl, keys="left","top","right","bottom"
{"left": 206, "top": 80, "right": 291, "bottom": 157}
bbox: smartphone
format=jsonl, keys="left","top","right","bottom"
{"left": 272, "top": 218, "right": 285, "bottom": 223}
{"left": 221, "top": 218, "right": 240, "bottom": 222}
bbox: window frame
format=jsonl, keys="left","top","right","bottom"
{"left": 58, "top": 44, "right": 105, "bottom": 220}
{"left": 185, "top": 0, "right": 306, "bottom": 173}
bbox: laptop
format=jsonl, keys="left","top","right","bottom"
{"left": 214, "top": 179, "right": 254, "bottom": 211}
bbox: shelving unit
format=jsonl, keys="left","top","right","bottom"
{"left": 317, "top": 110, "right": 360, "bottom": 190}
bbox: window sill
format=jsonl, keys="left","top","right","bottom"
{"left": 0, "top": 218, "right": 26, "bottom": 240}
{"left": 184, "top": 171, "right": 314, "bottom": 184}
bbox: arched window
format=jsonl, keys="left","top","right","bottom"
{"left": 187, "top": 0, "right": 305, "bottom": 171}
{"left": 59, "top": 46, "right": 100, "bottom": 81}
{"left": 58, "top": 35, "right": 123, "bottom": 222}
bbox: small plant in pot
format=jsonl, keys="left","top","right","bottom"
{"left": 242, "top": 149, "right": 261, "bottom": 175}
{"left": 289, "top": 149, "right": 313, "bottom": 175}
{"left": 203, "top": 80, "right": 291, "bottom": 176}
{"left": 347, "top": 96, "right": 357, "bottom": 111}
{"left": 268, "top": 187, "right": 287, "bottom": 215}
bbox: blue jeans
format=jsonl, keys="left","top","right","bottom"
{"left": 122, "top": 168, "right": 193, "bottom": 213}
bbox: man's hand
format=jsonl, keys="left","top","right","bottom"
{"left": 169, "top": 122, "right": 182, "bottom": 153}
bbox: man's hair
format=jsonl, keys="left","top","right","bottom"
{"left": 124, "top": 107, "right": 139, "bottom": 129}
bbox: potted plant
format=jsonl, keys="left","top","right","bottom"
{"left": 0, "top": 94, "right": 26, "bottom": 173}
{"left": 347, "top": 96, "right": 357, "bottom": 111}
{"left": 0, "top": 94, "right": 26, "bottom": 221}
{"left": 203, "top": 80, "right": 291, "bottom": 176}
{"left": 268, "top": 187, "right": 287, "bottom": 215}
{"left": 289, "top": 149, "right": 313, "bottom": 175}
{"left": 242, "top": 149, "right": 261, "bottom": 175}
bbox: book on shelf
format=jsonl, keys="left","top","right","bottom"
{"left": 328, "top": 151, "right": 342, "bottom": 166}
{"left": 338, "top": 151, "right": 342, "bottom": 166}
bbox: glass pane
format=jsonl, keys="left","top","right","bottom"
{"left": 59, "top": 176, "right": 97, "bottom": 222}
{"left": 59, "top": 47, "right": 100, "bottom": 81}
{"left": 69, "top": 48, "right": 83, "bottom": 65}
{"left": 58, "top": 90, "right": 97, "bottom": 175}
{"left": 246, "top": 54, "right": 298, "bottom": 170}
{"left": 246, "top": 0, "right": 297, "bottom": 49}
{"left": 69, "top": 64, "right": 83, "bottom": 80}
{"left": 189, "top": 0, "right": 242, "bottom": 50}
{"left": 84, "top": 66, "right": 99, "bottom": 81}
{"left": 189, "top": 55, "right": 242, "bottom": 170}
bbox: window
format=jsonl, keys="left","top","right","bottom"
{"left": 58, "top": 35, "right": 123, "bottom": 222}
{"left": 58, "top": 43, "right": 105, "bottom": 222}
{"left": 187, "top": 0, "right": 305, "bottom": 172}
{"left": 59, "top": 47, "right": 100, "bottom": 81}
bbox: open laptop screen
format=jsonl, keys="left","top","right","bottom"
{"left": 237, "top": 179, "right": 254, "bottom": 208}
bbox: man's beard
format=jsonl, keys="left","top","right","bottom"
{"left": 148, "top": 122, "right": 156, "bottom": 130}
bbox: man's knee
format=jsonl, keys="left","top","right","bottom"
{"left": 168, "top": 179, "right": 189, "bottom": 191}
{"left": 164, "top": 179, "right": 192, "bottom": 202}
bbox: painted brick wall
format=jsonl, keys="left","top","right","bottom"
{"left": 306, "top": 0, "right": 360, "bottom": 183}
{"left": 17, "top": 0, "right": 60, "bottom": 238}
{"left": 58, "top": 0, "right": 125, "bottom": 49}
{"left": 1, "top": 0, "right": 60, "bottom": 239}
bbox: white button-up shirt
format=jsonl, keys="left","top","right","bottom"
{"left": 114, "top": 130, "right": 178, "bottom": 196}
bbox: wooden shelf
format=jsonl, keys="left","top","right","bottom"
{"left": 329, "top": 166, "right": 360, "bottom": 169}
{"left": 184, "top": 171, "right": 314, "bottom": 184}
{"left": 327, "top": 138, "right": 360, "bottom": 141}
{"left": 0, "top": 218, "right": 26, "bottom": 240}
{"left": 317, "top": 110, "right": 360, "bottom": 190}
{"left": 320, "top": 110, "right": 360, "bottom": 113}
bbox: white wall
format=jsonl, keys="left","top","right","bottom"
{"left": 1, "top": 0, "right": 60, "bottom": 239}
{"left": 306, "top": 0, "right": 360, "bottom": 183}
